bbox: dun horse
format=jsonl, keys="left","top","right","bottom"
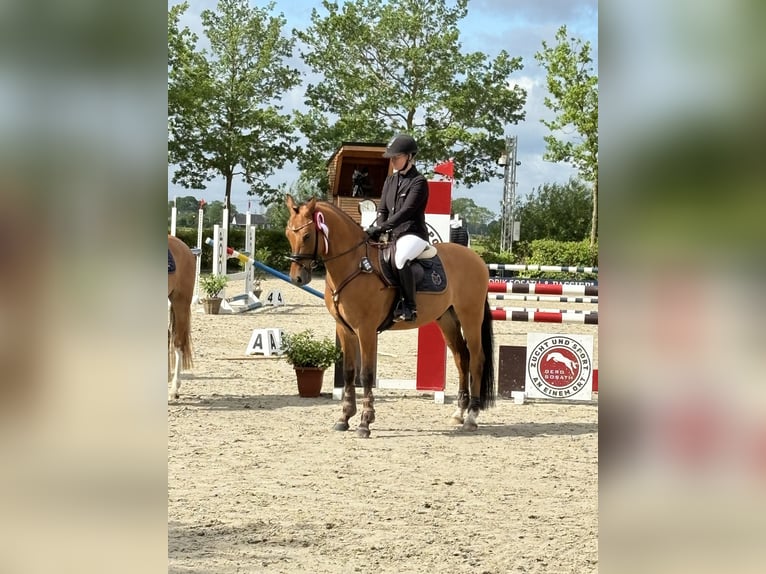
{"left": 168, "top": 235, "right": 195, "bottom": 400}
{"left": 285, "top": 195, "right": 495, "bottom": 437}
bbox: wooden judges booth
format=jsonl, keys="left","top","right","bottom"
{"left": 327, "top": 142, "right": 392, "bottom": 225}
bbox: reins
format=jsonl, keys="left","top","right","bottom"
{"left": 287, "top": 206, "right": 387, "bottom": 331}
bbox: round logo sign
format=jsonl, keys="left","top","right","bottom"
{"left": 527, "top": 335, "right": 591, "bottom": 398}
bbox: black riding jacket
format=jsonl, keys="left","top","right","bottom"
{"left": 374, "top": 166, "right": 429, "bottom": 242}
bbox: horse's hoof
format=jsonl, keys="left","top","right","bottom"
{"left": 333, "top": 421, "right": 349, "bottom": 431}
{"left": 356, "top": 427, "right": 371, "bottom": 438}
{"left": 462, "top": 421, "right": 478, "bottom": 432}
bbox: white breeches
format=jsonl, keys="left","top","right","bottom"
{"left": 394, "top": 235, "right": 429, "bottom": 269}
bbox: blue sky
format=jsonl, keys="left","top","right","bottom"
{"left": 168, "top": 0, "right": 597, "bottom": 215}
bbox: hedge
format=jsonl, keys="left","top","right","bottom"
{"left": 170, "top": 227, "right": 292, "bottom": 273}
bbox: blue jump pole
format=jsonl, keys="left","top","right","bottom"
{"left": 204, "top": 237, "right": 324, "bottom": 300}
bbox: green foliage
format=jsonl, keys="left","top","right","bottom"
{"left": 198, "top": 273, "right": 229, "bottom": 298}
{"left": 254, "top": 229, "right": 291, "bottom": 271}
{"left": 535, "top": 25, "right": 598, "bottom": 245}
{"left": 294, "top": 0, "right": 526, "bottom": 192}
{"left": 525, "top": 239, "right": 598, "bottom": 281}
{"left": 169, "top": 226, "right": 289, "bottom": 273}
{"left": 450, "top": 197, "right": 496, "bottom": 235}
{"left": 515, "top": 178, "right": 592, "bottom": 242}
{"left": 281, "top": 329, "right": 342, "bottom": 369}
{"left": 168, "top": 0, "right": 301, "bottom": 209}
{"left": 474, "top": 245, "right": 516, "bottom": 265}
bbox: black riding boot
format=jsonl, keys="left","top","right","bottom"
{"left": 394, "top": 261, "right": 417, "bottom": 322}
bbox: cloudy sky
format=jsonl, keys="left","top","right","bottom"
{"left": 168, "top": 0, "right": 598, "bottom": 215}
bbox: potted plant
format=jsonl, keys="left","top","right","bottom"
{"left": 199, "top": 273, "right": 229, "bottom": 314}
{"left": 281, "top": 329, "right": 343, "bottom": 397}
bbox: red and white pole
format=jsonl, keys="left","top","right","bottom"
{"left": 415, "top": 179, "right": 452, "bottom": 400}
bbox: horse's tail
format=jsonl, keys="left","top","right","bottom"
{"left": 168, "top": 300, "right": 194, "bottom": 371}
{"left": 479, "top": 299, "right": 496, "bottom": 410}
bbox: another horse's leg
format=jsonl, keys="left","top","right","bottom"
{"left": 169, "top": 291, "right": 194, "bottom": 401}
{"left": 355, "top": 328, "right": 378, "bottom": 438}
{"left": 436, "top": 308, "right": 470, "bottom": 425}
{"left": 334, "top": 324, "right": 358, "bottom": 431}
{"left": 168, "top": 300, "right": 182, "bottom": 400}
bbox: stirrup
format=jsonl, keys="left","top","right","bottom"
{"left": 393, "top": 305, "right": 417, "bottom": 323}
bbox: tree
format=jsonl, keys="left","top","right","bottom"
{"left": 450, "top": 197, "right": 495, "bottom": 235}
{"left": 168, "top": 0, "right": 301, "bottom": 213}
{"left": 294, "top": 0, "right": 526, "bottom": 192}
{"left": 515, "top": 178, "right": 592, "bottom": 242}
{"left": 263, "top": 176, "right": 322, "bottom": 229}
{"left": 534, "top": 25, "right": 598, "bottom": 246}
{"left": 168, "top": 195, "right": 205, "bottom": 228}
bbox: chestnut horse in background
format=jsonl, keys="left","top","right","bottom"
{"left": 168, "top": 235, "right": 195, "bottom": 400}
{"left": 285, "top": 195, "right": 495, "bottom": 438}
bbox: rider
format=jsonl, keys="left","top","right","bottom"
{"left": 365, "top": 134, "right": 429, "bottom": 322}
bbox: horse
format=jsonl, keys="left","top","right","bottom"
{"left": 285, "top": 195, "right": 495, "bottom": 438}
{"left": 168, "top": 235, "right": 196, "bottom": 400}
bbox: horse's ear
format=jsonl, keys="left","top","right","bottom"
{"left": 306, "top": 196, "right": 317, "bottom": 212}
{"left": 286, "top": 194, "right": 299, "bottom": 214}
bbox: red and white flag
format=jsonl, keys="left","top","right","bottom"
{"left": 434, "top": 159, "right": 454, "bottom": 179}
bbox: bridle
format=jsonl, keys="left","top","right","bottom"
{"left": 286, "top": 219, "right": 320, "bottom": 273}
{"left": 286, "top": 214, "right": 367, "bottom": 274}
{"left": 287, "top": 208, "right": 385, "bottom": 332}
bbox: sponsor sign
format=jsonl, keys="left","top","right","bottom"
{"left": 525, "top": 333, "right": 593, "bottom": 401}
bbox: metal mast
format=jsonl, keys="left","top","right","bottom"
{"left": 499, "top": 135, "right": 519, "bottom": 253}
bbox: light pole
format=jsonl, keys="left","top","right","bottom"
{"left": 498, "top": 135, "right": 520, "bottom": 253}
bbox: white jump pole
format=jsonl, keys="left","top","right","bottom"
{"left": 244, "top": 208, "right": 254, "bottom": 294}
{"left": 170, "top": 196, "right": 177, "bottom": 236}
{"left": 192, "top": 204, "right": 204, "bottom": 304}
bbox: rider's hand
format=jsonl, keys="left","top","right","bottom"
{"left": 365, "top": 224, "right": 384, "bottom": 240}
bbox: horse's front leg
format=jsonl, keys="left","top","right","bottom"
{"left": 356, "top": 328, "right": 378, "bottom": 438}
{"left": 333, "top": 325, "right": 358, "bottom": 431}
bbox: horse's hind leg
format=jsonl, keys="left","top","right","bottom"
{"left": 169, "top": 348, "right": 183, "bottom": 400}
{"left": 436, "top": 308, "right": 470, "bottom": 424}
{"left": 168, "top": 301, "right": 182, "bottom": 400}
{"left": 168, "top": 291, "right": 194, "bottom": 401}
{"left": 459, "top": 310, "right": 486, "bottom": 431}
{"left": 334, "top": 324, "right": 358, "bottom": 431}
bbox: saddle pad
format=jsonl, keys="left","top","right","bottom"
{"left": 168, "top": 249, "right": 176, "bottom": 274}
{"left": 377, "top": 248, "right": 448, "bottom": 294}
{"left": 414, "top": 257, "right": 448, "bottom": 293}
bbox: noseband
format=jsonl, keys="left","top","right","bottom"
{"left": 286, "top": 219, "right": 320, "bottom": 272}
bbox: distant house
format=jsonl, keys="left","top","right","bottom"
{"left": 231, "top": 213, "right": 267, "bottom": 228}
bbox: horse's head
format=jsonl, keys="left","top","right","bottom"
{"left": 285, "top": 194, "right": 320, "bottom": 286}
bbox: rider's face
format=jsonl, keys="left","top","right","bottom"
{"left": 391, "top": 153, "right": 408, "bottom": 170}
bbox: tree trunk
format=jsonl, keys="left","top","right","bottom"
{"left": 589, "top": 178, "right": 598, "bottom": 248}
{"left": 224, "top": 174, "right": 233, "bottom": 212}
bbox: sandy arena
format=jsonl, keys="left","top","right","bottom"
{"left": 168, "top": 276, "right": 598, "bottom": 573}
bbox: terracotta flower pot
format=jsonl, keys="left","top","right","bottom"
{"left": 202, "top": 297, "right": 222, "bottom": 314}
{"left": 294, "top": 367, "right": 325, "bottom": 397}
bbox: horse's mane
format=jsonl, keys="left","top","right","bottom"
{"left": 315, "top": 200, "right": 366, "bottom": 230}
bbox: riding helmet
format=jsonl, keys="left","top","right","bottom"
{"left": 383, "top": 134, "right": 418, "bottom": 158}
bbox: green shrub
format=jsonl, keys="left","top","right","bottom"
{"left": 169, "top": 226, "right": 292, "bottom": 273}
{"left": 525, "top": 239, "right": 598, "bottom": 281}
{"left": 281, "top": 330, "right": 342, "bottom": 369}
{"left": 198, "top": 273, "right": 229, "bottom": 298}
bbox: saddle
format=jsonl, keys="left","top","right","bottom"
{"left": 377, "top": 243, "right": 448, "bottom": 293}
{"left": 374, "top": 242, "right": 448, "bottom": 333}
